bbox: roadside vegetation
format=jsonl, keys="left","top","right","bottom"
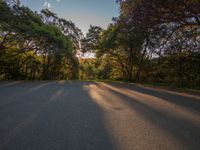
{"left": 0, "top": 0, "right": 200, "bottom": 89}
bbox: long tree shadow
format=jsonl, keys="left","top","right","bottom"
{"left": 0, "top": 81, "right": 59, "bottom": 142}
{"left": 0, "top": 81, "right": 114, "bottom": 150}
{"left": 107, "top": 83, "right": 200, "bottom": 114}
{"left": 97, "top": 83, "right": 200, "bottom": 150}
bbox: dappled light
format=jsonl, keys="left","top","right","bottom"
{"left": 0, "top": 0, "right": 200, "bottom": 149}
{"left": 28, "top": 82, "right": 53, "bottom": 92}
{"left": 87, "top": 82, "right": 200, "bottom": 149}
{"left": 100, "top": 83, "right": 200, "bottom": 125}
{"left": 0, "top": 82, "right": 115, "bottom": 150}
{"left": 0, "top": 81, "right": 200, "bottom": 149}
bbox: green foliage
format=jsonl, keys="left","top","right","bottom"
{"left": 1, "top": 0, "right": 200, "bottom": 87}
{"left": 0, "top": 1, "right": 80, "bottom": 80}
{"left": 81, "top": 0, "right": 200, "bottom": 86}
{"left": 81, "top": 25, "right": 103, "bottom": 53}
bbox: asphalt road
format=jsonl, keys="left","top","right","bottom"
{"left": 0, "top": 81, "right": 200, "bottom": 150}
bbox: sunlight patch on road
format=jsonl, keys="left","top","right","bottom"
{"left": 28, "top": 82, "right": 53, "bottom": 92}
{"left": 57, "top": 80, "right": 66, "bottom": 85}
{"left": 100, "top": 83, "right": 200, "bottom": 127}
{"left": 86, "top": 83, "right": 185, "bottom": 150}
{"left": 0, "top": 81, "right": 22, "bottom": 87}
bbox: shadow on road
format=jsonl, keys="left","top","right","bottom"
{"left": 1, "top": 81, "right": 200, "bottom": 150}
{"left": 107, "top": 83, "right": 200, "bottom": 113}
{"left": 96, "top": 83, "right": 200, "bottom": 149}
{"left": 0, "top": 81, "right": 114, "bottom": 150}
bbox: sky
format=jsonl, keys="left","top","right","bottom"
{"left": 20, "top": 0, "right": 119, "bottom": 35}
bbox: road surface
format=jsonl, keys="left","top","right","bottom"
{"left": 0, "top": 81, "right": 200, "bottom": 150}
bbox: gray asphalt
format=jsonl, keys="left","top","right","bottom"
{"left": 0, "top": 81, "right": 200, "bottom": 150}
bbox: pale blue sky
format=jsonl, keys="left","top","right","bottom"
{"left": 20, "top": 0, "right": 119, "bottom": 35}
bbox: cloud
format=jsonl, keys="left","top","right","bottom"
{"left": 43, "top": 1, "right": 51, "bottom": 10}
{"left": 56, "top": 0, "right": 60, "bottom": 2}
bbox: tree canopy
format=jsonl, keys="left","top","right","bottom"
{"left": 0, "top": 0, "right": 81, "bottom": 80}
{"left": 0, "top": 0, "right": 200, "bottom": 87}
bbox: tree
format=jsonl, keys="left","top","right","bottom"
{"left": 0, "top": 1, "right": 79, "bottom": 80}
{"left": 81, "top": 25, "right": 103, "bottom": 53}
{"left": 115, "top": 0, "right": 200, "bottom": 85}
